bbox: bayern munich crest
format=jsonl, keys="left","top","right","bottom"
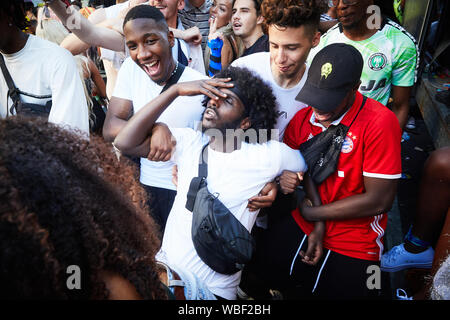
{"left": 341, "top": 135, "right": 354, "bottom": 153}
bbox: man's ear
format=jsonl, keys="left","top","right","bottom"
{"left": 256, "top": 15, "right": 264, "bottom": 26}
{"left": 240, "top": 117, "right": 251, "bottom": 130}
{"left": 177, "top": 0, "right": 185, "bottom": 11}
{"left": 311, "top": 30, "right": 321, "bottom": 48}
{"left": 168, "top": 30, "right": 175, "bottom": 48}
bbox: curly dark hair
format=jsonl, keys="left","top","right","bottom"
{"left": 0, "top": 0, "right": 29, "bottom": 30}
{"left": 202, "top": 66, "right": 278, "bottom": 143}
{"left": 0, "top": 117, "right": 167, "bottom": 300}
{"left": 261, "top": 0, "right": 327, "bottom": 35}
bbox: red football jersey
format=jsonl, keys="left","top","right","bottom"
{"left": 284, "top": 92, "right": 402, "bottom": 261}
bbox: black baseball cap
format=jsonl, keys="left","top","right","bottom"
{"left": 295, "top": 43, "right": 363, "bottom": 112}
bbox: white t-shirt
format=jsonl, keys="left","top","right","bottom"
{"left": 156, "top": 127, "right": 306, "bottom": 299}
{"left": 113, "top": 57, "right": 207, "bottom": 190}
{"left": 174, "top": 18, "right": 206, "bottom": 75}
{"left": 231, "top": 52, "right": 308, "bottom": 140}
{"left": 101, "top": 1, "right": 129, "bottom": 69}
{"left": 0, "top": 35, "right": 89, "bottom": 135}
{"left": 104, "top": 0, "right": 129, "bottom": 19}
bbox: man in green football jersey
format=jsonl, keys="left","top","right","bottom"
{"left": 308, "top": 0, "right": 418, "bottom": 130}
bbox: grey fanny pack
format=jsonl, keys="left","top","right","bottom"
{"left": 185, "top": 144, "right": 255, "bottom": 275}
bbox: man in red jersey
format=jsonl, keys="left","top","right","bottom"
{"left": 247, "top": 43, "right": 402, "bottom": 299}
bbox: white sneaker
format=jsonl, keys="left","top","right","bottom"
{"left": 381, "top": 243, "right": 434, "bottom": 272}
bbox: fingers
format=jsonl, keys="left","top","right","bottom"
{"left": 148, "top": 141, "right": 175, "bottom": 162}
{"left": 247, "top": 195, "right": 273, "bottom": 211}
{"left": 279, "top": 170, "right": 301, "bottom": 194}
{"left": 259, "top": 181, "right": 277, "bottom": 198}
{"left": 200, "top": 78, "right": 234, "bottom": 101}
{"left": 247, "top": 180, "right": 277, "bottom": 211}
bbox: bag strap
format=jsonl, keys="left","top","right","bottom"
{"left": 185, "top": 143, "right": 209, "bottom": 212}
{"left": 348, "top": 95, "right": 367, "bottom": 130}
{"left": 160, "top": 62, "right": 185, "bottom": 94}
{"left": 0, "top": 54, "right": 21, "bottom": 106}
{"left": 198, "top": 143, "right": 209, "bottom": 178}
{"left": 1, "top": 54, "right": 52, "bottom": 116}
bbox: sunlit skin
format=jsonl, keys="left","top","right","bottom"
{"left": 123, "top": 18, "right": 176, "bottom": 85}
{"left": 268, "top": 24, "right": 320, "bottom": 89}
{"left": 209, "top": 0, "right": 233, "bottom": 28}
{"left": 231, "top": 0, "right": 264, "bottom": 48}
{"left": 148, "top": 0, "right": 185, "bottom": 28}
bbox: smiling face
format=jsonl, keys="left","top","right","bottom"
{"left": 148, "top": 0, "right": 185, "bottom": 27}
{"left": 201, "top": 87, "right": 247, "bottom": 134}
{"left": 124, "top": 18, "right": 175, "bottom": 85}
{"left": 209, "top": 0, "right": 233, "bottom": 29}
{"left": 268, "top": 24, "right": 319, "bottom": 84}
{"left": 231, "top": 0, "right": 262, "bottom": 38}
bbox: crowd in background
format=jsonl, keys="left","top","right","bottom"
{"left": 0, "top": 0, "right": 448, "bottom": 301}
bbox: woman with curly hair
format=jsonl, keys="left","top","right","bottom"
{"left": 0, "top": 117, "right": 166, "bottom": 299}
{"left": 205, "top": 0, "right": 244, "bottom": 76}
{"left": 113, "top": 66, "right": 309, "bottom": 299}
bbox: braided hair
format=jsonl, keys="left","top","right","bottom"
{"left": 0, "top": 0, "right": 30, "bottom": 30}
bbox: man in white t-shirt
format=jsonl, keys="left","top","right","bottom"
{"left": 50, "top": 0, "right": 205, "bottom": 74}
{"left": 100, "top": 5, "right": 206, "bottom": 231}
{"left": 0, "top": 0, "right": 89, "bottom": 136}
{"left": 231, "top": 0, "right": 323, "bottom": 140}
{"left": 114, "top": 66, "right": 315, "bottom": 299}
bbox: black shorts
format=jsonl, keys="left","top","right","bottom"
{"left": 243, "top": 214, "right": 382, "bottom": 300}
{"left": 142, "top": 184, "right": 176, "bottom": 234}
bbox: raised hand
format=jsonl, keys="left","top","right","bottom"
{"left": 175, "top": 77, "right": 234, "bottom": 101}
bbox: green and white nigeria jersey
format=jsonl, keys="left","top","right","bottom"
{"left": 308, "top": 18, "right": 418, "bottom": 106}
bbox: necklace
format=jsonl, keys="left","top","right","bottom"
{"left": 156, "top": 61, "right": 179, "bottom": 86}
{"left": 169, "top": 61, "right": 179, "bottom": 79}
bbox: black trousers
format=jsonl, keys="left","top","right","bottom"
{"left": 142, "top": 184, "right": 176, "bottom": 235}
{"left": 241, "top": 214, "right": 382, "bottom": 300}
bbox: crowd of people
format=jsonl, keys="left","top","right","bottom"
{"left": 0, "top": 0, "right": 448, "bottom": 301}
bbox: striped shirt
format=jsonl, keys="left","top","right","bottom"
{"left": 179, "top": 0, "right": 212, "bottom": 51}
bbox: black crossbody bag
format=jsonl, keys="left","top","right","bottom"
{"left": 185, "top": 144, "right": 255, "bottom": 275}
{"left": 0, "top": 54, "right": 52, "bottom": 118}
{"left": 300, "top": 95, "right": 367, "bottom": 185}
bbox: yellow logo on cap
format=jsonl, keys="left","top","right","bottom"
{"left": 321, "top": 63, "right": 333, "bottom": 79}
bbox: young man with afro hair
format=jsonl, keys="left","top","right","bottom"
{"left": 113, "top": 66, "right": 323, "bottom": 300}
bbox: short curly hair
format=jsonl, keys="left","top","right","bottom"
{"left": 261, "top": 0, "right": 327, "bottom": 36}
{"left": 202, "top": 66, "right": 278, "bottom": 143}
{"left": 0, "top": 117, "right": 166, "bottom": 299}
